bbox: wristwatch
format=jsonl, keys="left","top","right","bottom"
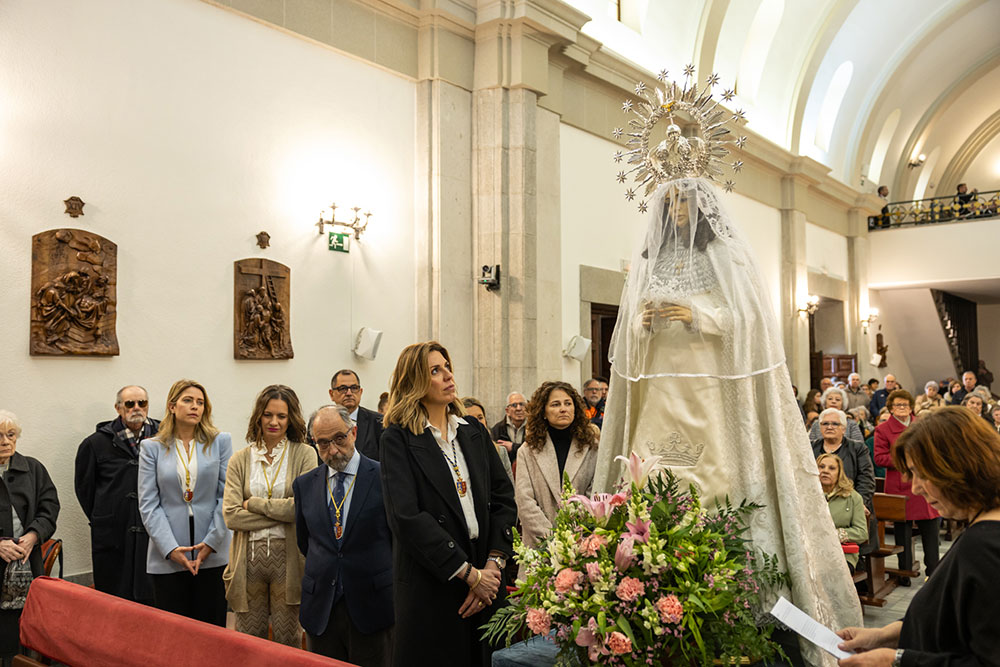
{"left": 487, "top": 554, "right": 507, "bottom": 570}
{"left": 892, "top": 648, "right": 904, "bottom": 667}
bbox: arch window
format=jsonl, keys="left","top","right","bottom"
{"left": 868, "top": 108, "right": 901, "bottom": 186}
{"left": 814, "top": 61, "right": 853, "bottom": 153}
{"left": 737, "top": 0, "right": 784, "bottom": 104}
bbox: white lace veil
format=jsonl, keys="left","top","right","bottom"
{"left": 609, "top": 178, "right": 786, "bottom": 381}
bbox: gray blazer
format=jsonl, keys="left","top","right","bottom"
{"left": 138, "top": 434, "right": 232, "bottom": 575}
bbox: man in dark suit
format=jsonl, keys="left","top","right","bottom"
{"left": 329, "top": 369, "right": 384, "bottom": 461}
{"left": 294, "top": 405, "right": 393, "bottom": 666}
{"left": 74, "top": 385, "right": 159, "bottom": 604}
{"left": 949, "top": 371, "right": 977, "bottom": 405}
{"left": 868, "top": 373, "right": 897, "bottom": 416}
{"left": 489, "top": 391, "right": 527, "bottom": 462}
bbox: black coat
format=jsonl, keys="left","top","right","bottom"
{"left": 293, "top": 454, "right": 394, "bottom": 636}
{"left": 74, "top": 418, "right": 158, "bottom": 602}
{"left": 355, "top": 406, "right": 384, "bottom": 461}
{"left": 380, "top": 416, "right": 516, "bottom": 667}
{"left": 0, "top": 453, "right": 59, "bottom": 577}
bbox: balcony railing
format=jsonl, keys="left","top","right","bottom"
{"left": 868, "top": 189, "right": 999, "bottom": 230}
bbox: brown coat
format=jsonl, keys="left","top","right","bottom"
{"left": 515, "top": 434, "right": 598, "bottom": 556}
{"left": 222, "top": 441, "right": 318, "bottom": 612}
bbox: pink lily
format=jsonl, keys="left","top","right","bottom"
{"left": 569, "top": 492, "right": 628, "bottom": 526}
{"left": 615, "top": 535, "right": 636, "bottom": 570}
{"left": 626, "top": 518, "right": 651, "bottom": 544}
{"left": 616, "top": 452, "right": 662, "bottom": 489}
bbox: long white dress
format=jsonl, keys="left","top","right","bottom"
{"left": 594, "top": 179, "right": 862, "bottom": 667}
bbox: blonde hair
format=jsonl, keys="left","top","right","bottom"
{"left": 383, "top": 341, "right": 464, "bottom": 436}
{"left": 816, "top": 453, "right": 854, "bottom": 498}
{"left": 153, "top": 379, "right": 220, "bottom": 452}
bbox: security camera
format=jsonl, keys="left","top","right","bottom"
{"left": 479, "top": 264, "right": 501, "bottom": 291}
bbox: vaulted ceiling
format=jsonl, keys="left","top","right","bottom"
{"left": 564, "top": 0, "right": 1000, "bottom": 201}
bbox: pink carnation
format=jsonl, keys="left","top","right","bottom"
{"left": 656, "top": 594, "right": 684, "bottom": 624}
{"left": 554, "top": 567, "right": 584, "bottom": 594}
{"left": 615, "top": 576, "right": 645, "bottom": 602}
{"left": 585, "top": 561, "right": 602, "bottom": 583}
{"left": 526, "top": 608, "right": 551, "bottom": 636}
{"left": 606, "top": 631, "right": 632, "bottom": 655}
{"left": 579, "top": 533, "right": 607, "bottom": 557}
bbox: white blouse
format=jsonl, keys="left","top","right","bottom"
{"left": 248, "top": 439, "right": 288, "bottom": 542}
{"left": 426, "top": 415, "right": 479, "bottom": 540}
{"left": 175, "top": 440, "right": 198, "bottom": 517}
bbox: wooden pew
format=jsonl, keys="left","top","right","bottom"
{"left": 858, "top": 492, "right": 908, "bottom": 607}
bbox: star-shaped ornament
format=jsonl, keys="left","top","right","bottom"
{"left": 622, "top": 100, "right": 633, "bottom": 113}
{"left": 625, "top": 188, "right": 636, "bottom": 201}
{"left": 723, "top": 180, "right": 735, "bottom": 193}
{"left": 612, "top": 127, "right": 624, "bottom": 139}
{"left": 735, "top": 136, "right": 747, "bottom": 149}
{"left": 706, "top": 73, "right": 720, "bottom": 87}
{"left": 638, "top": 200, "right": 648, "bottom": 213}
{"left": 721, "top": 88, "right": 735, "bottom": 102}
{"left": 732, "top": 160, "right": 744, "bottom": 173}
{"left": 634, "top": 82, "right": 646, "bottom": 95}
{"left": 733, "top": 109, "right": 747, "bottom": 123}
{"left": 683, "top": 64, "right": 696, "bottom": 77}
{"left": 613, "top": 151, "right": 624, "bottom": 163}
{"left": 657, "top": 69, "right": 669, "bottom": 82}
{"left": 616, "top": 171, "right": 627, "bottom": 184}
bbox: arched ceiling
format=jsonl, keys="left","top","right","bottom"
{"left": 563, "top": 0, "right": 1000, "bottom": 199}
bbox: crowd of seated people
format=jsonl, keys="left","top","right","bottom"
{"left": 3, "top": 355, "right": 999, "bottom": 666}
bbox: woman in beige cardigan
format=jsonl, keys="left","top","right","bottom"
{"left": 515, "top": 381, "right": 598, "bottom": 578}
{"left": 223, "top": 385, "right": 318, "bottom": 646}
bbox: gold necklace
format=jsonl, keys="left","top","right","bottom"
{"left": 177, "top": 440, "right": 195, "bottom": 503}
{"left": 327, "top": 472, "right": 358, "bottom": 540}
{"left": 259, "top": 440, "right": 288, "bottom": 499}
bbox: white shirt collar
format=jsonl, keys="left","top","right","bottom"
{"left": 349, "top": 407, "right": 360, "bottom": 422}
{"left": 326, "top": 448, "right": 361, "bottom": 479}
{"left": 252, "top": 438, "right": 287, "bottom": 458}
{"left": 426, "top": 414, "right": 468, "bottom": 443}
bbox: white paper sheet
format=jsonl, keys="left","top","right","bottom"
{"left": 769, "top": 596, "right": 854, "bottom": 659}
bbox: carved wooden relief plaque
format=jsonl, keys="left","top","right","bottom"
{"left": 234, "top": 258, "right": 293, "bottom": 360}
{"left": 30, "top": 229, "right": 119, "bottom": 356}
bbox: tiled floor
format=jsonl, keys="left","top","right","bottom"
{"left": 860, "top": 532, "right": 952, "bottom": 628}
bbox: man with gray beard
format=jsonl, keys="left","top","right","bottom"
{"left": 74, "top": 385, "right": 159, "bottom": 604}
{"left": 294, "top": 405, "right": 393, "bottom": 666}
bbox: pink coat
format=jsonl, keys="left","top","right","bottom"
{"left": 874, "top": 415, "right": 939, "bottom": 521}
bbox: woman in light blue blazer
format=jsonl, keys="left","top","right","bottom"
{"left": 138, "top": 379, "right": 232, "bottom": 626}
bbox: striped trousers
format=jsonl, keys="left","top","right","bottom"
{"left": 235, "top": 539, "right": 302, "bottom": 647}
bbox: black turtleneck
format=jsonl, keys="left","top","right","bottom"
{"left": 548, "top": 424, "right": 573, "bottom": 478}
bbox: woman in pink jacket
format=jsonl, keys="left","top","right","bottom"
{"left": 874, "top": 389, "right": 940, "bottom": 584}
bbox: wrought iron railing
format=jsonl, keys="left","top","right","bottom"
{"left": 868, "top": 188, "right": 999, "bottom": 230}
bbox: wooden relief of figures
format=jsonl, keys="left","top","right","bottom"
{"left": 30, "top": 229, "right": 119, "bottom": 356}
{"left": 234, "top": 258, "right": 293, "bottom": 360}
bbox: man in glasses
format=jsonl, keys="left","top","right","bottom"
{"left": 74, "top": 385, "right": 159, "bottom": 605}
{"left": 329, "top": 369, "right": 384, "bottom": 461}
{"left": 490, "top": 392, "right": 527, "bottom": 461}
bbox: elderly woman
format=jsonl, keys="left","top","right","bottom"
{"left": 461, "top": 397, "right": 513, "bottom": 482}
{"left": 914, "top": 380, "right": 944, "bottom": 415}
{"left": 515, "top": 382, "right": 598, "bottom": 574}
{"left": 0, "top": 411, "right": 59, "bottom": 666}
{"left": 223, "top": 385, "right": 318, "bottom": 645}
{"left": 380, "top": 341, "right": 516, "bottom": 667}
{"left": 810, "top": 409, "right": 875, "bottom": 515}
{"left": 874, "top": 389, "right": 939, "bottom": 583}
{"left": 809, "top": 387, "right": 864, "bottom": 442}
{"left": 138, "top": 380, "right": 232, "bottom": 625}
{"left": 960, "top": 393, "right": 988, "bottom": 421}
{"left": 837, "top": 407, "right": 1000, "bottom": 665}
{"left": 816, "top": 454, "right": 868, "bottom": 573}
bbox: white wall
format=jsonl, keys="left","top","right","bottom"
{"left": 558, "top": 124, "right": 785, "bottom": 380}
{"left": 978, "top": 305, "right": 1000, "bottom": 384}
{"left": 806, "top": 222, "right": 849, "bottom": 280}
{"left": 0, "top": 0, "right": 416, "bottom": 576}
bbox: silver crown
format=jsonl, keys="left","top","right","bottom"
{"left": 644, "top": 432, "right": 706, "bottom": 467}
{"left": 611, "top": 66, "right": 748, "bottom": 210}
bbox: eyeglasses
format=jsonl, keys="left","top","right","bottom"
{"left": 819, "top": 422, "right": 843, "bottom": 428}
{"left": 507, "top": 402, "right": 526, "bottom": 409}
{"left": 122, "top": 400, "right": 148, "bottom": 409}
{"left": 332, "top": 384, "right": 361, "bottom": 394}
{"left": 314, "top": 432, "right": 351, "bottom": 448}
{"left": 890, "top": 403, "right": 910, "bottom": 410}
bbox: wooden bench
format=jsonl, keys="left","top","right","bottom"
{"left": 858, "top": 492, "right": 909, "bottom": 607}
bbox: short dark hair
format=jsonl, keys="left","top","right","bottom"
{"left": 887, "top": 389, "right": 914, "bottom": 410}
{"left": 877, "top": 185, "right": 888, "bottom": 196}
{"left": 330, "top": 369, "right": 360, "bottom": 389}
{"left": 867, "top": 378, "right": 879, "bottom": 388}
{"left": 893, "top": 407, "right": 1000, "bottom": 514}
{"left": 957, "top": 183, "right": 967, "bottom": 192}
{"left": 596, "top": 376, "right": 609, "bottom": 384}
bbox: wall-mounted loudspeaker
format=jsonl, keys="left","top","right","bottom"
{"left": 563, "top": 335, "right": 592, "bottom": 362}
{"left": 353, "top": 327, "right": 383, "bottom": 360}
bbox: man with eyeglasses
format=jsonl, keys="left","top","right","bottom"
{"left": 294, "top": 405, "right": 393, "bottom": 665}
{"left": 490, "top": 392, "right": 527, "bottom": 462}
{"left": 329, "top": 368, "right": 384, "bottom": 461}
{"left": 74, "top": 385, "right": 159, "bottom": 604}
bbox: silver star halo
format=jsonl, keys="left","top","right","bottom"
{"left": 609, "top": 67, "right": 748, "bottom": 210}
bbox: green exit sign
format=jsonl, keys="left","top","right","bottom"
{"left": 328, "top": 232, "right": 351, "bottom": 253}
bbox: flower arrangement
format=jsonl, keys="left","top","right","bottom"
{"left": 484, "top": 454, "right": 789, "bottom": 666}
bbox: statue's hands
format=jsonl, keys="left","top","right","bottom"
{"left": 642, "top": 303, "right": 693, "bottom": 330}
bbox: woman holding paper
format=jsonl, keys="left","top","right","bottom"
{"left": 836, "top": 407, "right": 1000, "bottom": 666}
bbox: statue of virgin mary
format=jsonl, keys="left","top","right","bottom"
{"left": 594, "top": 75, "right": 861, "bottom": 667}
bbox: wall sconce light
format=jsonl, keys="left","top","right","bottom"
{"left": 907, "top": 154, "right": 926, "bottom": 169}
{"left": 798, "top": 294, "right": 820, "bottom": 317}
{"left": 860, "top": 308, "right": 879, "bottom": 334}
{"left": 316, "top": 203, "right": 372, "bottom": 240}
